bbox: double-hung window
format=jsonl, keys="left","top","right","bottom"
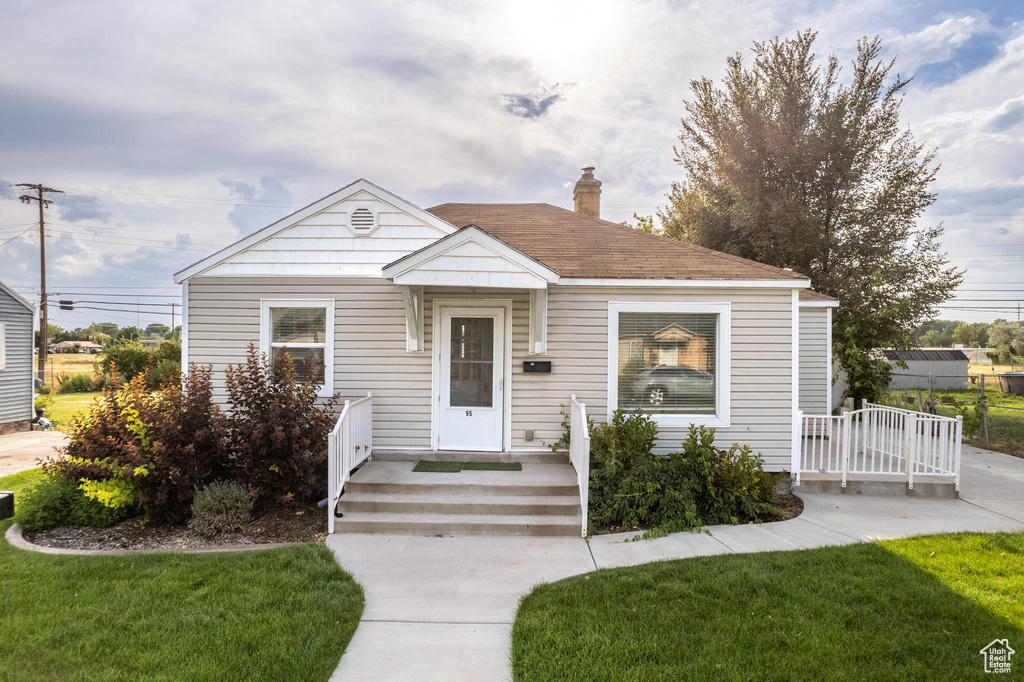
{"left": 260, "top": 299, "right": 335, "bottom": 397}
{"left": 608, "top": 302, "right": 730, "bottom": 427}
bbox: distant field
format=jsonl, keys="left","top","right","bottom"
{"left": 970, "top": 361, "right": 1023, "bottom": 375}
{"left": 33, "top": 353, "right": 100, "bottom": 387}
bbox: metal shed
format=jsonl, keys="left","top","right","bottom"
{"left": 0, "top": 279, "right": 35, "bottom": 434}
{"left": 883, "top": 349, "right": 969, "bottom": 390}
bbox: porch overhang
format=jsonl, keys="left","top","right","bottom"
{"left": 383, "top": 226, "right": 558, "bottom": 354}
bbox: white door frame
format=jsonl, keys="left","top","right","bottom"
{"left": 431, "top": 298, "right": 513, "bottom": 452}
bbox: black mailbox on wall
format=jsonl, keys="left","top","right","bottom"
{"left": 523, "top": 361, "right": 552, "bottom": 373}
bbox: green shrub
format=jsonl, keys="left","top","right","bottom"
{"left": 188, "top": 482, "right": 254, "bottom": 537}
{"left": 579, "top": 410, "right": 779, "bottom": 536}
{"left": 59, "top": 372, "right": 101, "bottom": 393}
{"left": 97, "top": 339, "right": 182, "bottom": 389}
{"left": 36, "top": 384, "right": 52, "bottom": 396}
{"left": 16, "top": 474, "right": 134, "bottom": 532}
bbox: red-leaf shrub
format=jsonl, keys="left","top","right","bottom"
{"left": 49, "top": 365, "right": 229, "bottom": 523}
{"left": 224, "top": 344, "right": 338, "bottom": 506}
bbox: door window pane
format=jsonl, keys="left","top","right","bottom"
{"left": 271, "top": 308, "right": 326, "bottom": 344}
{"left": 617, "top": 312, "right": 716, "bottom": 415}
{"left": 449, "top": 317, "right": 493, "bottom": 407}
{"left": 271, "top": 346, "right": 326, "bottom": 383}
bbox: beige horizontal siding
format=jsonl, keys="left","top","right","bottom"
{"left": 187, "top": 278, "right": 798, "bottom": 468}
{"left": 799, "top": 308, "right": 829, "bottom": 415}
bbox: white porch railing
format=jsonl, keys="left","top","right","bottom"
{"left": 795, "top": 401, "right": 962, "bottom": 491}
{"left": 569, "top": 394, "right": 591, "bottom": 538}
{"left": 327, "top": 392, "right": 373, "bottom": 534}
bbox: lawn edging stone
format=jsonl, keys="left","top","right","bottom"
{"left": 5, "top": 523, "right": 305, "bottom": 556}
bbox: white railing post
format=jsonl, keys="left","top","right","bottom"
{"left": 841, "top": 411, "right": 851, "bottom": 488}
{"left": 328, "top": 427, "right": 337, "bottom": 534}
{"left": 792, "top": 410, "right": 803, "bottom": 486}
{"left": 954, "top": 415, "right": 963, "bottom": 492}
{"left": 569, "top": 394, "right": 590, "bottom": 538}
{"left": 905, "top": 413, "right": 917, "bottom": 489}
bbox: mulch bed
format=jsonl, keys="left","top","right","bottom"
{"left": 772, "top": 492, "right": 804, "bottom": 519}
{"left": 25, "top": 504, "right": 326, "bottom": 551}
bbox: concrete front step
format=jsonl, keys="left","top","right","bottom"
{"left": 334, "top": 461, "right": 582, "bottom": 536}
{"left": 334, "top": 511, "right": 582, "bottom": 537}
{"left": 372, "top": 449, "right": 569, "bottom": 464}
{"left": 338, "top": 491, "right": 581, "bottom": 516}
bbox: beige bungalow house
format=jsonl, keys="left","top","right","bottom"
{"left": 175, "top": 168, "right": 854, "bottom": 535}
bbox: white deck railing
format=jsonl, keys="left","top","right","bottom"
{"left": 569, "top": 394, "right": 591, "bottom": 538}
{"left": 327, "top": 392, "right": 373, "bottom": 534}
{"left": 795, "top": 401, "right": 962, "bottom": 491}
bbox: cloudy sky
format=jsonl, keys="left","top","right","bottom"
{"left": 1, "top": 0, "right": 1022, "bottom": 330}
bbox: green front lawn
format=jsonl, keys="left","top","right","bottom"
{"left": 514, "top": 532, "right": 1024, "bottom": 681}
{"left": 0, "top": 470, "right": 364, "bottom": 682}
{"left": 39, "top": 390, "right": 103, "bottom": 429}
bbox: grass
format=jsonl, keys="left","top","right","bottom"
{"left": 0, "top": 469, "right": 365, "bottom": 681}
{"left": 883, "top": 385, "right": 1024, "bottom": 458}
{"left": 0, "top": 467, "right": 46, "bottom": 497}
{"left": 513, "top": 532, "right": 1024, "bottom": 681}
{"left": 38, "top": 390, "right": 103, "bottom": 429}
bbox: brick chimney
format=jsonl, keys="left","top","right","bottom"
{"left": 573, "top": 166, "right": 602, "bottom": 219}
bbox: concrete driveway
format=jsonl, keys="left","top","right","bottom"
{"left": 327, "top": 443, "right": 1024, "bottom": 682}
{"left": 0, "top": 430, "right": 67, "bottom": 477}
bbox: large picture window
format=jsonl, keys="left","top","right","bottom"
{"left": 260, "top": 299, "right": 334, "bottom": 397}
{"left": 608, "top": 302, "right": 730, "bottom": 427}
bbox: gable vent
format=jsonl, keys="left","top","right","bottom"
{"left": 350, "top": 208, "right": 376, "bottom": 233}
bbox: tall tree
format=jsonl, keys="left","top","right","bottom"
{"left": 660, "top": 30, "right": 962, "bottom": 404}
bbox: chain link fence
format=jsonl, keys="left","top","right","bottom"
{"left": 881, "top": 373, "right": 1024, "bottom": 458}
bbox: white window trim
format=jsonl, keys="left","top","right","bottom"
{"left": 607, "top": 301, "right": 731, "bottom": 428}
{"left": 0, "top": 322, "right": 6, "bottom": 371}
{"left": 259, "top": 299, "right": 335, "bottom": 398}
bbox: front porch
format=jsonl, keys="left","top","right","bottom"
{"left": 326, "top": 394, "right": 592, "bottom": 537}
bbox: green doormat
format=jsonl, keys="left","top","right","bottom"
{"left": 412, "top": 461, "right": 464, "bottom": 472}
{"left": 462, "top": 462, "right": 522, "bottom": 471}
{"left": 412, "top": 461, "right": 523, "bottom": 472}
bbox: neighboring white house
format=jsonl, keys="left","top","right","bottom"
{"left": 884, "top": 349, "right": 970, "bottom": 390}
{"left": 49, "top": 340, "right": 102, "bottom": 354}
{"left": 0, "top": 279, "right": 35, "bottom": 435}
{"left": 175, "top": 169, "right": 835, "bottom": 472}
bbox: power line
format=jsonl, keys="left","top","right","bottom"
{"left": 48, "top": 221, "right": 233, "bottom": 243}
{"left": 0, "top": 226, "right": 34, "bottom": 250}
{"left": 47, "top": 292, "right": 180, "bottom": 298}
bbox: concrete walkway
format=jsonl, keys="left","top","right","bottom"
{"left": 0, "top": 430, "right": 67, "bottom": 477}
{"left": 327, "top": 443, "right": 1024, "bottom": 682}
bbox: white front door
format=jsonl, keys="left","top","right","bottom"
{"left": 437, "top": 307, "right": 505, "bottom": 451}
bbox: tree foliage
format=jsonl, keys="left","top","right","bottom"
{"left": 660, "top": 31, "right": 962, "bottom": 403}
{"left": 988, "top": 320, "right": 1024, "bottom": 361}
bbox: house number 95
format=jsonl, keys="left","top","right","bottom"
{"left": 465, "top": 410, "right": 473, "bottom": 417}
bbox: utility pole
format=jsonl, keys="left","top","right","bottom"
{"left": 171, "top": 302, "right": 176, "bottom": 331}
{"left": 16, "top": 183, "right": 63, "bottom": 383}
